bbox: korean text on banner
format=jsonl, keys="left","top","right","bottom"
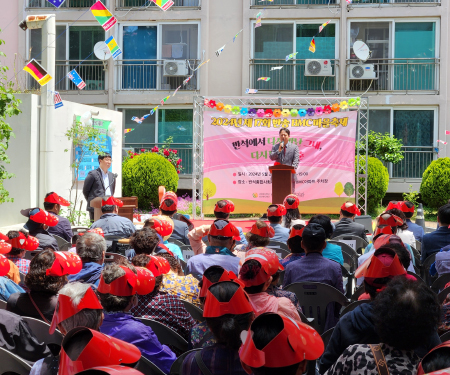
{"left": 90, "top": 1, "right": 117, "bottom": 31}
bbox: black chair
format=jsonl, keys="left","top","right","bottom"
{"left": 278, "top": 270, "right": 285, "bottom": 286}
{"left": 22, "top": 317, "right": 63, "bottom": 355}
{"left": 0, "top": 300, "right": 6, "bottom": 309}
{"left": 350, "top": 285, "right": 365, "bottom": 302}
{"left": 267, "top": 240, "right": 289, "bottom": 252}
{"left": 354, "top": 215, "right": 373, "bottom": 235}
{"left": 422, "top": 253, "right": 438, "bottom": 287}
{"left": 138, "top": 318, "right": 189, "bottom": 353}
{"left": 415, "top": 241, "right": 422, "bottom": 253}
{"left": 407, "top": 271, "right": 426, "bottom": 284}
{"left": 0, "top": 347, "right": 32, "bottom": 375}
{"left": 438, "top": 286, "right": 450, "bottom": 304}
{"left": 179, "top": 259, "right": 188, "bottom": 275}
{"left": 329, "top": 241, "right": 359, "bottom": 297}
{"left": 25, "top": 250, "right": 41, "bottom": 261}
{"left": 53, "top": 234, "right": 71, "bottom": 251}
{"left": 170, "top": 348, "right": 202, "bottom": 375}
{"left": 339, "top": 300, "right": 369, "bottom": 317}
{"left": 168, "top": 238, "right": 185, "bottom": 248}
{"left": 136, "top": 356, "right": 166, "bottom": 375}
{"left": 440, "top": 330, "right": 450, "bottom": 343}
{"left": 284, "top": 282, "right": 349, "bottom": 334}
{"left": 181, "top": 300, "right": 204, "bottom": 322}
{"left": 432, "top": 273, "right": 450, "bottom": 293}
{"left": 19, "top": 272, "right": 26, "bottom": 284}
{"left": 321, "top": 327, "right": 335, "bottom": 349}
{"left": 332, "top": 235, "right": 369, "bottom": 255}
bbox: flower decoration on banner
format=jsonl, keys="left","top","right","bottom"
{"left": 315, "top": 107, "right": 323, "bottom": 116}
{"left": 240, "top": 107, "right": 249, "bottom": 116}
{"left": 265, "top": 109, "right": 273, "bottom": 118}
{"left": 281, "top": 109, "right": 290, "bottom": 118}
{"left": 224, "top": 105, "right": 232, "bottom": 114}
{"left": 331, "top": 103, "right": 340, "bottom": 112}
{"left": 307, "top": 108, "right": 315, "bottom": 116}
{"left": 323, "top": 105, "right": 332, "bottom": 114}
{"left": 299, "top": 109, "right": 307, "bottom": 117}
{"left": 208, "top": 100, "right": 216, "bottom": 109}
{"left": 232, "top": 106, "right": 241, "bottom": 115}
{"left": 216, "top": 102, "right": 224, "bottom": 111}
{"left": 348, "top": 97, "right": 361, "bottom": 107}
{"left": 340, "top": 101, "right": 348, "bottom": 110}
{"left": 204, "top": 99, "right": 210, "bottom": 107}
{"left": 290, "top": 109, "right": 298, "bottom": 117}
{"left": 273, "top": 109, "right": 281, "bottom": 118}
{"left": 248, "top": 108, "right": 257, "bottom": 117}
{"left": 257, "top": 109, "right": 265, "bottom": 118}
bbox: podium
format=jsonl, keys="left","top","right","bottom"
{"left": 90, "top": 196, "right": 138, "bottom": 222}
{"left": 269, "top": 165, "right": 296, "bottom": 204}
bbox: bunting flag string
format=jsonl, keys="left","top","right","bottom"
{"left": 255, "top": 12, "right": 262, "bottom": 28}
{"left": 105, "top": 36, "right": 122, "bottom": 59}
{"left": 215, "top": 45, "right": 226, "bottom": 57}
{"left": 46, "top": 0, "right": 66, "bottom": 8}
{"left": 124, "top": 128, "right": 135, "bottom": 134}
{"left": 150, "top": 0, "right": 174, "bottom": 11}
{"left": 23, "top": 59, "right": 52, "bottom": 86}
{"left": 309, "top": 37, "right": 316, "bottom": 53}
{"left": 67, "top": 69, "right": 86, "bottom": 90}
{"left": 53, "top": 91, "right": 63, "bottom": 109}
{"left": 90, "top": 1, "right": 117, "bottom": 31}
{"left": 233, "top": 29, "right": 243, "bottom": 43}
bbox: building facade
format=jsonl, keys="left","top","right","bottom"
{"left": 3, "top": 0, "right": 449, "bottom": 193}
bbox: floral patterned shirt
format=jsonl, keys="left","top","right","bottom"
{"left": 189, "top": 321, "right": 217, "bottom": 349}
{"left": 161, "top": 273, "right": 201, "bottom": 308}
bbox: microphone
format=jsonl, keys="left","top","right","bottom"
{"left": 105, "top": 173, "right": 118, "bottom": 194}
{"left": 280, "top": 141, "right": 284, "bottom": 149}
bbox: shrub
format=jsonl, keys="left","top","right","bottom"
{"left": 123, "top": 152, "right": 178, "bottom": 209}
{"left": 356, "top": 156, "right": 389, "bottom": 212}
{"left": 356, "top": 131, "right": 404, "bottom": 164}
{"left": 420, "top": 157, "right": 450, "bottom": 209}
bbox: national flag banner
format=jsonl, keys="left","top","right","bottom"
{"left": 46, "top": 0, "right": 66, "bottom": 8}
{"left": 131, "top": 117, "right": 142, "bottom": 124}
{"left": 90, "top": 1, "right": 117, "bottom": 32}
{"left": 150, "top": 106, "right": 158, "bottom": 115}
{"left": 246, "top": 88, "right": 258, "bottom": 94}
{"left": 151, "top": 0, "right": 174, "bottom": 11}
{"left": 160, "top": 96, "right": 170, "bottom": 105}
{"left": 173, "top": 85, "right": 182, "bottom": 97}
{"left": 446, "top": 130, "right": 450, "bottom": 135}
{"left": 215, "top": 45, "right": 226, "bottom": 57}
{"left": 255, "top": 12, "right": 262, "bottom": 28}
{"left": 194, "top": 59, "right": 210, "bottom": 71}
{"left": 54, "top": 92, "right": 63, "bottom": 109}
{"left": 258, "top": 77, "right": 271, "bottom": 81}
{"left": 271, "top": 66, "right": 283, "bottom": 71}
{"left": 105, "top": 36, "right": 122, "bottom": 59}
{"left": 124, "top": 128, "right": 135, "bottom": 134}
{"left": 437, "top": 140, "right": 448, "bottom": 145}
{"left": 285, "top": 52, "right": 298, "bottom": 62}
{"left": 67, "top": 69, "right": 86, "bottom": 90}
{"left": 233, "top": 29, "right": 243, "bottom": 43}
{"left": 319, "top": 20, "right": 330, "bottom": 33}
{"left": 309, "top": 38, "right": 316, "bottom": 53}
{"left": 23, "top": 59, "right": 52, "bottom": 86}
{"left": 183, "top": 75, "right": 193, "bottom": 85}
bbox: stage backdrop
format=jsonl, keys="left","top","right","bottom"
{"left": 202, "top": 110, "right": 358, "bottom": 214}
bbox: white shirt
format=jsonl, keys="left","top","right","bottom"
{"left": 396, "top": 229, "right": 416, "bottom": 248}
{"left": 101, "top": 169, "right": 111, "bottom": 196}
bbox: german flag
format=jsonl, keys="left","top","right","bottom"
{"left": 23, "top": 59, "right": 52, "bottom": 86}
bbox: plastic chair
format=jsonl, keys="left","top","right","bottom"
{"left": 278, "top": 270, "right": 285, "bottom": 286}
{"left": 25, "top": 250, "right": 41, "bottom": 261}
{"left": 104, "top": 252, "right": 127, "bottom": 264}
{"left": 53, "top": 234, "right": 71, "bottom": 251}
{"left": 431, "top": 273, "right": 450, "bottom": 293}
{"left": 267, "top": 240, "right": 290, "bottom": 252}
{"left": 138, "top": 318, "right": 189, "bottom": 353}
{"left": 438, "top": 286, "right": 450, "bottom": 304}
{"left": 350, "top": 285, "right": 365, "bottom": 302}
{"left": 181, "top": 300, "right": 204, "bottom": 322}
{"left": 354, "top": 215, "right": 373, "bottom": 235}
{"left": 170, "top": 348, "right": 202, "bottom": 375}
{"left": 136, "top": 356, "right": 166, "bottom": 375}
{"left": 329, "top": 241, "right": 359, "bottom": 297}
{"left": 332, "top": 235, "right": 369, "bottom": 255}
{"left": 416, "top": 241, "right": 422, "bottom": 253}
{"left": 71, "top": 226, "right": 89, "bottom": 235}
{"left": 321, "top": 327, "right": 335, "bottom": 349}
{"left": 339, "top": 300, "right": 369, "bottom": 317}
{"left": 179, "top": 259, "right": 188, "bottom": 275}
{"left": 0, "top": 346, "right": 32, "bottom": 375}
{"left": 440, "top": 330, "right": 450, "bottom": 343}
{"left": 22, "top": 316, "right": 63, "bottom": 355}
{"left": 181, "top": 249, "right": 195, "bottom": 262}
{"left": 284, "top": 282, "right": 349, "bottom": 334}
{"left": 168, "top": 238, "right": 185, "bottom": 248}
{"left": 19, "top": 272, "right": 26, "bottom": 284}
{"left": 0, "top": 300, "right": 6, "bottom": 309}
{"left": 422, "top": 253, "right": 438, "bottom": 287}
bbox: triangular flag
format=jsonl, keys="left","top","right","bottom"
{"left": 105, "top": 36, "right": 122, "bottom": 59}
{"left": 54, "top": 91, "right": 63, "bottom": 109}
{"left": 160, "top": 96, "right": 170, "bottom": 106}
{"left": 23, "top": 59, "right": 52, "bottom": 86}
{"left": 255, "top": 12, "right": 262, "bottom": 28}
{"left": 309, "top": 38, "right": 316, "bottom": 53}
{"left": 233, "top": 29, "right": 243, "bottom": 43}
{"left": 319, "top": 20, "right": 330, "bottom": 33}
{"left": 90, "top": 1, "right": 117, "bottom": 31}
{"left": 151, "top": 0, "right": 174, "bottom": 11}
{"left": 124, "top": 128, "right": 135, "bottom": 134}
{"left": 215, "top": 45, "right": 226, "bottom": 57}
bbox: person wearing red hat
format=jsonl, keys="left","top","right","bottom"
{"left": 97, "top": 263, "right": 176, "bottom": 373}
{"left": 283, "top": 194, "right": 305, "bottom": 229}
{"left": 416, "top": 341, "right": 450, "bottom": 375}
{"left": 130, "top": 254, "right": 195, "bottom": 341}
{"left": 323, "top": 277, "right": 440, "bottom": 375}
{"left": 21, "top": 208, "right": 59, "bottom": 251}
{"left": 240, "top": 313, "right": 324, "bottom": 375}
{"left": 186, "top": 220, "right": 242, "bottom": 278}
{"left": 90, "top": 197, "right": 135, "bottom": 238}
{"left": 331, "top": 201, "right": 368, "bottom": 242}
{"left": 44, "top": 192, "right": 73, "bottom": 242}
{"left": 280, "top": 224, "right": 306, "bottom": 268}
{"left": 267, "top": 204, "right": 290, "bottom": 243}
{"left": 3, "top": 230, "right": 38, "bottom": 274}
{"left": 182, "top": 281, "right": 254, "bottom": 375}
{"left": 159, "top": 191, "right": 190, "bottom": 245}
{"left": 234, "top": 221, "right": 274, "bottom": 261}
{"left": 400, "top": 201, "right": 424, "bottom": 245}
{"left": 384, "top": 208, "right": 417, "bottom": 249}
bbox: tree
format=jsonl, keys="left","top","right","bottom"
{"left": 203, "top": 178, "right": 217, "bottom": 200}
{"left": 356, "top": 131, "right": 404, "bottom": 164}
{"left": 334, "top": 182, "right": 344, "bottom": 197}
{"left": 0, "top": 32, "right": 22, "bottom": 204}
{"left": 344, "top": 182, "right": 355, "bottom": 197}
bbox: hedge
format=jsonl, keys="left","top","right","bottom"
{"left": 356, "top": 156, "right": 389, "bottom": 212}
{"left": 420, "top": 157, "right": 450, "bottom": 209}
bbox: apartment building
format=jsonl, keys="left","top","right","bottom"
{"left": 4, "top": 0, "right": 449, "bottom": 193}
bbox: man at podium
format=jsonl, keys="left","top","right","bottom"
{"left": 269, "top": 128, "right": 299, "bottom": 168}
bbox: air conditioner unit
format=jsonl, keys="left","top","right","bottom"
{"left": 163, "top": 60, "right": 189, "bottom": 77}
{"left": 350, "top": 64, "right": 378, "bottom": 80}
{"left": 304, "top": 59, "right": 334, "bottom": 77}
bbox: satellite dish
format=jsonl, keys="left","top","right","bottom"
{"left": 94, "top": 41, "right": 111, "bottom": 61}
{"left": 353, "top": 41, "right": 370, "bottom": 62}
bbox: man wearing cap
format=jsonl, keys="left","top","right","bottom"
{"left": 400, "top": 201, "right": 424, "bottom": 245}
{"left": 21, "top": 208, "right": 59, "bottom": 251}
{"left": 44, "top": 192, "right": 73, "bottom": 242}
{"left": 83, "top": 153, "right": 116, "bottom": 222}
{"left": 90, "top": 197, "right": 135, "bottom": 238}
{"left": 267, "top": 204, "right": 290, "bottom": 243}
{"left": 331, "top": 202, "right": 368, "bottom": 242}
{"left": 159, "top": 192, "right": 190, "bottom": 245}
{"left": 186, "top": 220, "right": 241, "bottom": 278}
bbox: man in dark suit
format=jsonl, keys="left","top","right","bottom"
{"left": 82, "top": 153, "right": 116, "bottom": 221}
{"left": 159, "top": 191, "right": 190, "bottom": 245}
{"left": 44, "top": 192, "right": 73, "bottom": 242}
{"left": 331, "top": 202, "right": 368, "bottom": 242}
{"left": 422, "top": 203, "right": 450, "bottom": 262}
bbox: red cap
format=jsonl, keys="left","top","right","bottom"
{"left": 144, "top": 255, "right": 171, "bottom": 277}
{"left": 146, "top": 217, "right": 174, "bottom": 238}
{"left": 355, "top": 247, "right": 406, "bottom": 280}
{"left": 21, "top": 208, "right": 59, "bottom": 227}
{"left": 59, "top": 327, "right": 141, "bottom": 375}
{"left": 203, "top": 281, "right": 253, "bottom": 318}
{"left": 386, "top": 201, "right": 402, "bottom": 210}
{"left": 417, "top": 341, "right": 450, "bottom": 375}
{"left": 239, "top": 248, "right": 284, "bottom": 287}
{"left": 75, "top": 366, "right": 144, "bottom": 375}
{"left": 44, "top": 192, "right": 70, "bottom": 207}
{"left": 160, "top": 191, "right": 178, "bottom": 211}
{"left": 79, "top": 228, "right": 105, "bottom": 238}
{"left": 289, "top": 227, "right": 304, "bottom": 239}
{"left": 378, "top": 213, "right": 404, "bottom": 227}
{"left": 373, "top": 234, "right": 404, "bottom": 250}
{"left": 0, "top": 241, "right": 12, "bottom": 254}
{"left": 102, "top": 197, "right": 123, "bottom": 207}
{"left": 399, "top": 201, "right": 415, "bottom": 213}
{"left": 199, "top": 267, "right": 239, "bottom": 298}
{"left": 49, "top": 286, "right": 103, "bottom": 334}
{"left": 6, "top": 232, "right": 39, "bottom": 251}
{"left": 0, "top": 233, "right": 7, "bottom": 241}
{"left": 0, "top": 255, "right": 11, "bottom": 276}
{"left": 209, "top": 220, "right": 241, "bottom": 241}
{"left": 340, "top": 202, "right": 361, "bottom": 216}
{"left": 249, "top": 223, "right": 275, "bottom": 239}
{"left": 239, "top": 313, "right": 324, "bottom": 368}
{"left": 46, "top": 252, "right": 83, "bottom": 277}
{"left": 267, "top": 204, "right": 287, "bottom": 217}
{"left": 246, "top": 248, "right": 284, "bottom": 275}
{"left": 283, "top": 194, "right": 300, "bottom": 210}
{"left": 214, "top": 200, "right": 235, "bottom": 214}
{"left": 97, "top": 266, "right": 155, "bottom": 296}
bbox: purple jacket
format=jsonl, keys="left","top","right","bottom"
{"left": 100, "top": 312, "right": 176, "bottom": 373}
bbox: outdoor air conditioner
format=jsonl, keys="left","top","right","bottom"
{"left": 163, "top": 60, "right": 189, "bottom": 77}
{"left": 349, "top": 64, "right": 378, "bottom": 80}
{"left": 304, "top": 59, "right": 334, "bottom": 77}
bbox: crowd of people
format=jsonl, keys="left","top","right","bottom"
{"left": 0, "top": 189, "right": 450, "bottom": 375}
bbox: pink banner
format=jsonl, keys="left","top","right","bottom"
{"left": 203, "top": 111, "right": 358, "bottom": 214}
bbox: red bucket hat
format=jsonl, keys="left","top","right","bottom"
{"left": 160, "top": 191, "right": 178, "bottom": 211}
{"left": 209, "top": 220, "right": 241, "bottom": 241}
{"left": 417, "top": 341, "right": 450, "bottom": 375}
{"left": 21, "top": 208, "right": 59, "bottom": 227}
{"left": 239, "top": 313, "right": 324, "bottom": 369}
{"left": 4, "top": 232, "right": 39, "bottom": 252}
{"left": 46, "top": 252, "right": 83, "bottom": 277}
{"left": 59, "top": 327, "right": 141, "bottom": 375}
{"left": 203, "top": 281, "right": 253, "bottom": 318}
{"left": 283, "top": 194, "right": 300, "bottom": 210}
{"left": 340, "top": 202, "right": 361, "bottom": 216}
{"left": 97, "top": 266, "right": 155, "bottom": 297}
{"left": 199, "top": 266, "right": 239, "bottom": 298}
{"left": 355, "top": 247, "right": 406, "bottom": 283}
{"left": 44, "top": 192, "right": 70, "bottom": 207}
{"left": 50, "top": 286, "right": 103, "bottom": 334}
{"left": 0, "top": 255, "right": 10, "bottom": 276}
{"left": 249, "top": 223, "right": 275, "bottom": 239}
{"left": 289, "top": 227, "right": 304, "bottom": 239}
{"left": 102, "top": 197, "right": 123, "bottom": 207}
{"left": 267, "top": 204, "right": 287, "bottom": 217}
{"left": 214, "top": 200, "right": 235, "bottom": 214}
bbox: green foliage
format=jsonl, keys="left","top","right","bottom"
{"left": 123, "top": 152, "right": 179, "bottom": 209}
{"left": 356, "top": 156, "right": 389, "bottom": 212}
{"left": 403, "top": 184, "right": 420, "bottom": 207}
{"left": 356, "top": 131, "right": 404, "bottom": 164}
{"left": 420, "top": 157, "right": 450, "bottom": 209}
{"left": 0, "top": 33, "right": 22, "bottom": 204}
{"left": 344, "top": 182, "right": 355, "bottom": 197}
